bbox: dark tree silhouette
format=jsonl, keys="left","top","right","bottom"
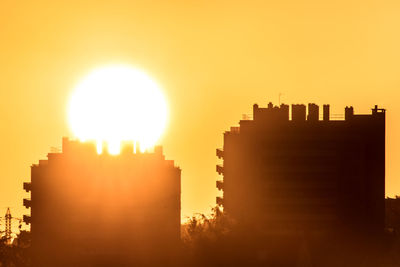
{"left": 0, "top": 231, "right": 31, "bottom": 267}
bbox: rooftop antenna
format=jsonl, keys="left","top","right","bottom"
{"left": 279, "top": 93, "right": 284, "bottom": 105}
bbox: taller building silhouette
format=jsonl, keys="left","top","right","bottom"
{"left": 216, "top": 103, "right": 385, "bottom": 234}
{"left": 23, "top": 138, "right": 181, "bottom": 267}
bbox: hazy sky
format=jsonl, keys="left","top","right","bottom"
{"left": 1, "top": 0, "right": 399, "bottom": 226}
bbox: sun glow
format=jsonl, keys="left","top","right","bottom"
{"left": 68, "top": 65, "right": 168, "bottom": 154}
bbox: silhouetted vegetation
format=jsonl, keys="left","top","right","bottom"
{"left": 182, "top": 206, "right": 232, "bottom": 245}
{"left": 181, "top": 206, "right": 235, "bottom": 266}
{"left": 3, "top": 209, "right": 400, "bottom": 266}
{"left": 0, "top": 231, "right": 31, "bottom": 267}
{"left": 180, "top": 206, "right": 400, "bottom": 267}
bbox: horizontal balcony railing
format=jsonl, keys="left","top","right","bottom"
{"left": 23, "top": 215, "right": 31, "bottom": 224}
{"left": 23, "top": 182, "right": 31, "bottom": 192}
{"left": 23, "top": 198, "right": 31, "bottom": 209}
{"left": 216, "top": 148, "right": 224, "bottom": 159}
{"left": 216, "top": 180, "right": 224, "bottom": 190}
{"left": 216, "top": 165, "right": 224, "bottom": 175}
{"left": 216, "top": 196, "right": 224, "bottom": 206}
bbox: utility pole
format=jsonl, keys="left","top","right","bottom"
{"left": 5, "top": 208, "right": 11, "bottom": 245}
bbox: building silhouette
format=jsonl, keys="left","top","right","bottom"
{"left": 385, "top": 196, "right": 400, "bottom": 233}
{"left": 216, "top": 103, "right": 385, "bottom": 234}
{"left": 23, "top": 137, "right": 181, "bottom": 266}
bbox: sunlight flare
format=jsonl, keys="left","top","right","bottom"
{"left": 68, "top": 65, "right": 168, "bottom": 154}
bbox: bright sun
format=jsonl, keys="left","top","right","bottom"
{"left": 68, "top": 65, "right": 168, "bottom": 154}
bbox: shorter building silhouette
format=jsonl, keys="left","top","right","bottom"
{"left": 217, "top": 103, "right": 385, "bottom": 234}
{"left": 24, "top": 138, "right": 181, "bottom": 266}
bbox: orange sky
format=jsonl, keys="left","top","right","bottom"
{"left": 1, "top": 0, "right": 400, "bottom": 227}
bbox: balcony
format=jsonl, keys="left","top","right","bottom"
{"left": 23, "top": 215, "right": 31, "bottom": 224}
{"left": 23, "top": 199, "right": 31, "bottom": 209}
{"left": 216, "top": 148, "right": 224, "bottom": 159}
{"left": 23, "top": 182, "right": 31, "bottom": 192}
{"left": 216, "top": 165, "right": 224, "bottom": 175}
{"left": 216, "top": 180, "right": 224, "bottom": 190}
{"left": 216, "top": 196, "right": 224, "bottom": 206}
